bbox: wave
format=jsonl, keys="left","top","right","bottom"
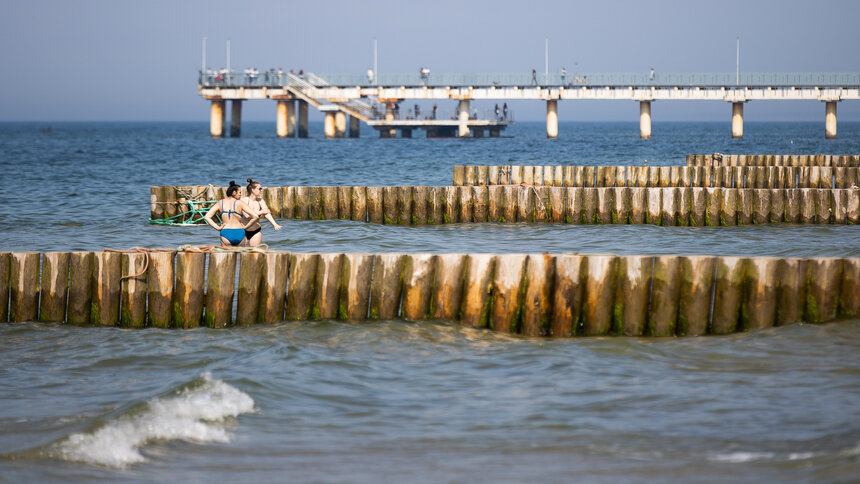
{"left": 48, "top": 372, "right": 255, "bottom": 468}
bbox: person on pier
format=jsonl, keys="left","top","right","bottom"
{"left": 204, "top": 181, "right": 259, "bottom": 247}
{"left": 242, "top": 178, "right": 282, "bottom": 246}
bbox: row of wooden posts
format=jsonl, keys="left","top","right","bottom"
{"left": 687, "top": 154, "right": 860, "bottom": 167}
{"left": 451, "top": 165, "right": 860, "bottom": 189}
{"left": 152, "top": 185, "right": 860, "bottom": 226}
{"left": 2, "top": 251, "right": 857, "bottom": 336}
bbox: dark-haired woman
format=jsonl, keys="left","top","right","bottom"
{"left": 204, "top": 181, "right": 259, "bottom": 247}
{"left": 241, "top": 178, "right": 282, "bottom": 247}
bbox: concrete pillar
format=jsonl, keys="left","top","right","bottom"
{"left": 276, "top": 100, "right": 295, "bottom": 138}
{"left": 210, "top": 100, "right": 225, "bottom": 137}
{"left": 334, "top": 111, "right": 347, "bottom": 138}
{"left": 825, "top": 101, "right": 837, "bottom": 139}
{"left": 401, "top": 128, "right": 412, "bottom": 138}
{"left": 732, "top": 102, "right": 744, "bottom": 139}
{"left": 382, "top": 103, "right": 396, "bottom": 138}
{"left": 546, "top": 100, "right": 558, "bottom": 139}
{"left": 458, "top": 100, "right": 470, "bottom": 137}
{"left": 230, "top": 100, "right": 242, "bottom": 137}
{"left": 324, "top": 112, "right": 336, "bottom": 139}
{"left": 349, "top": 115, "right": 360, "bottom": 138}
{"left": 639, "top": 101, "right": 651, "bottom": 140}
{"left": 298, "top": 100, "right": 309, "bottom": 138}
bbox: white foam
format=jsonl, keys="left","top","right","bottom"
{"left": 709, "top": 451, "right": 775, "bottom": 463}
{"left": 54, "top": 372, "right": 255, "bottom": 468}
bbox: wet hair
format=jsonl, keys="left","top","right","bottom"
{"left": 226, "top": 180, "right": 240, "bottom": 197}
{"left": 247, "top": 177, "right": 260, "bottom": 193}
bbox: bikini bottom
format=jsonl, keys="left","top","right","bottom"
{"left": 220, "top": 228, "right": 246, "bottom": 246}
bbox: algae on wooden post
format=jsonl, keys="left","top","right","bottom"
{"left": 521, "top": 254, "right": 555, "bottom": 337}
{"left": 0, "top": 252, "right": 9, "bottom": 323}
{"left": 581, "top": 255, "right": 617, "bottom": 335}
{"left": 337, "top": 186, "right": 351, "bottom": 220}
{"left": 366, "top": 186, "right": 383, "bottom": 224}
{"left": 235, "top": 253, "right": 265, "bottom": 326}
{"left": 711, "top": 257, "right": 746, "bottom": 334}
{"left": 40, "top": 252, "right": 70, "bottom": 323}
{"left": 382, "top": 187, "right": 397, "bottom": 225}
{"left": 550, "top": 255, "right": 585, "bottom": 337}
{"left": 340, "top": 253, "right": 373, "bottom": 320}
{"left": 613, "top": 255, "right": 652, "bottom": 336}
{"left": 369, "top": 253, "right": 405, "bottom": 320}
{"left": 838, "top": 258, "right": 860, "bottom": 318}
{"left": 472, "top": 186, "right": 489, "bottom": 222}
{"left": 397, "top": 186, "right": 413, "bottom": 225}
{"left": 742, "top": 257, "right": 779, "bottom": 330}
{"left": 460, "top": 254, "right": 496, "bottom": 328}
{"left": 67, "top": 252, "right": 93, "bottom": 325}
{"left": 401, "top": 254, "right": 434, "bottom": 320}
{"left": 412, "top": 186, "right": 428, "bottom": 225}
{"left": 677, "top": 256, "right": 715, "bottom": 336}
{"left": 285, "top": 253, "right": 319, "bottom": 320}
{"left": 315, "top": 253, "right": 345, "bottom": 320}
{"left": 430, "top": 253, "right": 467, "bottom": 322}
{"left": 549, "top": 187, "right": 566, "bottom": 223}
{"left": 10, "top": 252, "right": 40, "bottom": 323}
{"left": 490, "top": 254, "right": 527, "bottom": 333}
{"left": 426, "top": 186, "right": 444, "bottom": 225}
{"left": 805, "top": 258, "right": 843, "bottom": 324}
{"left": 649, "top": 256, "right": 680, "bottom": 336}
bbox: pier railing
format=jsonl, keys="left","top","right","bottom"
{"left": 199, "top": 71, "right": 860, "bottom": 89}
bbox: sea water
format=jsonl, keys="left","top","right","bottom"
{"left": 0, "top": 121, "right": 858, "bottom": 482}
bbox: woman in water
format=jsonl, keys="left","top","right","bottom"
{"left": 242, "top": 178, "right": 282, "bottom": 247}
{"left": 204, "top": 181, "right": 259, "bottom": 247}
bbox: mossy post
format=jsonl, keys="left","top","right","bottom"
{"left": 784, "top": 189, "right": 801, "bottom": 223}
{"left": 397, "top": 186, "right": 413, "bottom": 225}
{"left": 737, "top": 189, "right": 753, "bottom": 224}
{"left": 308, "top": 186, "right": 323, "bottom": 220}
{"left": 443, "top": 186, "right": 459, "bottom": 223}
{"left": 427, "top": 186, "right": 444, "bottom": 224}
{"left": 580, "top": 188, "right": 596, "bottom": 224}
{"left": 452, "top": 165, "right": 465, "bottom": 186}
{"left": 678, "top": 187, "right": 692, "bottom": 226}
{"left": 412, "top": 186, "right": 428, "bottom": 225}
{"left": 734, "top": 166, "right": 746, "bottom": 189}
{"left": 464, "top": 165, "right": 477, "bottom": 186}
{"left": 459, "top": 254, "right": 495, "bottom": 328}
{"left": 263, "top": 187, "right": 283, "bottom": 218}
{"left": 517, "top": 186, "right": 535, "bottom": 222}
{"left": 581, "top": 254, "right": 617, "bottom": 335}
{"left": 146, "top": 251, "right": 174, "bottom": 328}
{"left": 711, "top": 256, "right": 746, "bottom": 334}
{"left": 549, "top": 187, "right": 566, "bottom": 223}
{"left": 67, "top": 252, "right": 93, "bottom": 325}
{"left": 293, "top": 186, "right": 309, "bottom": 220}
{"left": 337, "top": 186, "right": 351, "bottom": 220}
{"left": 815, "top": 189, "right": 831, "bottom": 224}
{"left": 799, "top": 189, "right": 816, "bottom": 224}
{"left": 10, "top": 252, "right": 40, "bottom": 323}
{"left": 119, "top": 252, "right": 147, "bottom": 327}
{"left": 204, "top": 252, "right": 235, "bottom": 328}
{"left": 565, "top": 187, "right": 584, "bottom": 224}
{"left": 773, "top": 258, "right": 807, "bottom": 326}
{"left": 649, "top": 167, "right": 660, "bottom": 187}
{"left": 769, "top": 189, "right": 785, "bottom": 223}
{"left": 679, "top": 166, "right": 692, "bottom": 187}
{"left": 0, "top": 252, "right": 8, "bottom": 322}
{"left": 572, "top": 166, "right": 585, "bottom": 187}
{"left": 501, "top": 185, "right": 517, "bottom": 223}
{"left": 649, "top": 256, "right": 680, "bottom": 336}
{"left": 661, "top": 187, "right": 679, "bottom": 226}
{"left": 173, "top": 251, "right": 205, "bottom": 328}
{"left": 150, "top": 186, "right": 164, "bottom": 220}
{"left": 626, "top": 187, "right": 644, "bottom": 224}
{"left": 458, "top": 186, "right": 474, "bottom": 223}
{"left": 670, "top": 166, "right": 681, "bottom": 187}
{"left": 235, "top": 253, "right": 264, "bottom": 326}
{"left": 646, "top": 187, "right": 662, "bottom": 225}
{"left": 704, "top": 188, "right": 721, "bottom": 226}
{"left": 39, "top": 252, "right": 70, "bottom": 323}
{"left": 256, "top": 251, "right": 289, "bottom": 323}
{"left": 382, "top": 186, "right": 397, "bottom": 225}
{"left": 401, "top": 254, "right": 434, "bottom": 320}
{"left": 677, "top": 256, "right": 715, "bottom": 336}
{"left": 369, "top": 253, "right": 405, "bottom": 320}
{"left": 91, "top": 251, "right": 121, "bottom": 326}
{"left": 431, "top": 253, "right": 467, "bottom": 321}
{"left": 805, "top": 258, "right": 842, "bottom": 324}
{"left": 351, "top": 186, "right": 367, "bottom": 222}
{"left": 809, "top": 166, "right": 821, "bottom": 188}
{"left": 741, "top": 257, "right": 779, "bottom": 330}
{"left": 658, "top": 166, "right": 671, "bottom": 188}
{"left": 613, "top": 187, "right": 630, "bottom": 224}
{"left": 522, "top": 254, "right": 555, "bottom": 337}
{"left": 472, "top": 186, "right": 489, "bottom": 222}
{"left": 366, "top": 186, "right": 383, "bottom": 224}
{"left": 597, "top": 187, "right": 614, "bottom": 224}
{"left": 490, "top": 254, "right": 527, "bottom": 333}
{"left": 285, "top": 253, "right": 319, "bottom": 320}
{"left": 830, "top": 190, "right": 847, "bottom": 224}
{"left": 838, "top": 258, "right": 860, "bottom": 318}
{"left": 281, "top": 186, "right": 295, "bottom": 219}
{"left": 314, "top": 253, "right": 344, "bottom": 319}
{"left": 340, "top": 253, "right": 373, "bottom": 320}
{"left": 488, "top": 186, "right": 503, "bottom": 222}
{"left": 752, "top": 189, "right": 771, "bottom": 224}
{"left": 583, "top": 166, "right": 596, "bottom": 187}
{"left": 550, "top": 254, "right": 585, "bottom": 337}
{"left": 834, "top": 168, "right": 847, "bottom": 189}
{"left": 613, "top": 255, "right": 652, "bottom": 336}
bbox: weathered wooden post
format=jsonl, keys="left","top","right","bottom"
{"left": 397, "top": 186, "right": 413, "bottom": 225}
{"left": 204, "top": 252, "right": 235, "bottom": 328}
{"left": 658, "top": 166, "right": 671, "bottom": 188}
{"left": 581, "top": 255, "right": 617, "bottom": 335}
{"left": 521, "top": 254, "right": 554, "bottom": 337}
{"left": 120, "top": 252, "right": 147, "bottom": 327}
{"left": 752, "top": 189, "right": 771, "bottom": 224}
{"left": 711, "top": 257, "right": 746, "bottom": 334}
{"left": 366, "top": 187, "right": 383, "bottom": 224}
{"left": 39, "top": 252, "right": 70, "bottom": 323}
{"left": 769, "top": 189, "right": 785, "bottom": 223}
{"left": 784, "top": 189, "right": 801, "bottom": 223}
{"left": 596, "top": 188, "right": 614, "bottom": 224}
{"left": 741, "top": 257, "right": 779, "bottom": 330}
{"left": 351, "top": 186, "right": 367, "bottom": 222}
{"left": 572, "top": 166, "right": 585, "bottom": 187}
{"left": 805, "top": 258, "right": 842, "bottom": 323}
{"left": 340, "top": 253, "right": 373, "bottom": 320}
{"left": 431, "top": 253, "right": 466, "bottom": 321}
{"left": 799, "top": 189, "right": 816, "bottom": 224}
{"left": 737, "top": 189, "right": 753, "bottom": 224}
{"left": 443, "top": 186, "right": 459, "bottom": 223}
{"left": 477, "top": 165, "right": 489, "bottom": 186}
{"left": 677, "top": 187, "right": 691, "bottom": 226}
{"left": 523, "top": 166, "right": 535, "bottom": 186}
{"left": 458, "top": 186, "right": 473, "bottom": 223}
{"left": 550, "top": 254, "right": 585, "bottom": 337}
{"left": 629, "top": 188, "right": 646, "bottom": 224}
{"left": 830, "top": 190, "right": 847, "bottom": 225}
{"left": 649, "top": 167, "right": 660, "bottom": 188}
{"left": 501, "top": 185, "right": 517, "bottom": 223}
{"left": 847, "top": 188, "right": 860, "bottom": 224}
{"left": 293, "top": 186, "right": 309, "bottom": 220}
{"left": 548, "top": 187, "right": 566, "bottom": 223}
{"left": 164, "top": 186, "right": 178, "bottom": 221}
{"left": 91, "top": 251, "right": 121, "bottom": 326}
{"left": 490, "top": 254, "right": 527, "bottom": 333}
{"left": 488, "top": 186, "right": 504, "bottom": 222}
{"left": 582, "top": 188, "right": 598, "bottom": 224}
{"left": 453, "top": 166, "right": 465, "bottom": 186}
{"left": 369, "top": 253, "right": 405, "bottom": 320}
{"left": 613, "top": 187, "right": 630, "bottom": 224}
{"left": 563, "top": 166, "right": 575, "bottom": 187}
{"left": 401, "top": 254, "right": 434, "bottom": 320}
{"left": 150, "top": 186, "right": 164, "bottom": 221}
{"left": 308, "top": 186, "right": 324, "bottom": 220}
{"left": 314, "top": 253, "right": 344, "bottom": 319}
{"left": 10, "top": 252, "right": 40, "bottom": 322}
{"left": 281, "top": 187, "right": 295, "bottom": 220}
{"left": 464, "top": 165, "right": 477, "bottom": 186}
{"left": 661, "top": 187, "right": 679, "bottom": 226}
{"left": 336, "top": 186, "right": 351, "bottom": 220}
{"left": 517, "top": 186, "right": 535, "bottom": 222}
{"left": 839, "top": 258, "right": 860, "bottom": 318}
{"left": 427, "top": 187, "right": 444, "bottom": 224}
{"left": 649, "top": 256, "right": 680, "bottom": 336}
{"left": 553, "top": 166, "right": 564, "bottom": 187}
{"left": 583, "top": 166, "right": 596, "bottom": 187}
{"left": 677, "top": 256, "right": 715, "bottom": 336}
{"left": 455, "top": 253, "right": 494, "bottom": 328}
{"left": 613, "top": 255, "right": 652, "bottom": 336}
{"left": 173, "top": 251, "right": 206, "bottom": 328}
{"left": 236, "top": 253, "right": 264, "bottom": 325}
{"left": 412, "top": 186, "right": 428, "bottom": 225}
{"left": 0, "top": 252, "right": 8, "bottom": 323}
{"left": 646, "top": 188, "right": 662, "bottom": 225}
{"left": 285, "top": 253, "right": 319, "bottom": 320}
{"left": 488, "top": 165, "right": 500, "bottom": 186}
{"left": 816, "top": 189, "right": 831, "bottom": 224}
{"left": 67, "top": 252, "right": 93, "bottom": 325}
{"left": 510, "top": 165, "right": 523, "bottom": 185}
{"left": 382, "top": 186, "right": 397, "bottom": 225}
{"left": 473, "top": 186, "right": 489, "bottom": 222}
{"left": 144, "top": 251, "right": 174, "bottom": 328}
{"left": 263, "top": 187, "right": 283, "bottom": 219}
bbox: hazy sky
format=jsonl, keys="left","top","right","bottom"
{"left": 1, "top": 0, "right": 858, "bottom": 122}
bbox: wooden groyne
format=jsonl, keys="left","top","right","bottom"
{"left": 451, "top": 165, "right": 860, "bottom": 189}
{"left": 151, "top": 185, "right": 860, "bottom": 225}
{"left": 687, "top": 154, "right": 860, "bottom": 167}
{"left": 1, "top": 251, "right": 857, "bottom": 337}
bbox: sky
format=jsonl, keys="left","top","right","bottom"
{"left": 1, "top": 0, "right": 858, "bottom": 122}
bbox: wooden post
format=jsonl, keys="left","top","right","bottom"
{"left": 477, "top": 165, "right": 489, "bottom": 186}
{"left": 204, "top": 252, "right": 235, "bottom": 328}
{"left": 517, "top": 186, "right": 535, "bottom": 222}
{"left": 490, "top": 254, "right": 527, "bottom": 333}
{"left": 453, "top": 166, "right": 465, "bottom": 186}
{"left": 550, "top": 254, "right": 585, "bottom": 337}
{"left": 679, "top": 166, "right": 692, "bottom": 187}
{"left": 458, "top": 186, "right": 474, "bottom": 223}
{"left": 150, "top": 186, "right": 164, "bottom": 221}
{"left": 617, "top": 165, "right": 628, "bottom": 187}
{"left": 554, "top": 166, "right": 564, "bottom": 187}
{"left": 815, "top": 189, "right": 831, "bottom": 224}
{"left": 752, "top": 189, "right": 771, "bottom": 224}
{"left": 648, "top": 167, "right": 660, "bottom": 188}
{"left": 235, "top": 253, "right": 264, "bottom": 325}
{"left": 340, "top": 253, "right": 373, "bottom": 320}
{"left": 91, "top": 252, "right": 121, "bottom": 326}
{"left": 613, "top": 187, "right": 630, "bottom": 224}
{"left": 397, "top": 186, "right": 413, "bottom": 225}
{"left": 173, "top": 251, "right": 206, "bottom": 328}
{"left": 677, "top": 187, "right": 691, "bottom": 226}
{"left": 10, "top": 252, "right": 40, "bottom": 322}
{"left": 337, "top": 186, "right": 351, "bottom": 220}
{"left": 488, "top": 186, "right": 504, "bottom": 222}
{"left": 630, "top": 188, "right": 646, "bottom": 224}
{"left": 658, "top": 166, "right": 671, "bottom": 188}
{"left": 799, "top": 189, "right": 816, "bottom": 224}
{"left": 255, "top": 251, "right": 289, "bottom": 323}
{"left": 430, "top": 253, "right": 466, "bottom": 321}
{"left": 67, "top": 252, "right": 93, "bottom": 325}
{"left": 839, "top": 258, "right": 860, "bottom": 318}
{"left": 596, "top": 188, "right": 614, "bottom": 224}
{"left": 805, "top": 258, "right": 842, "bottom": 323}
{"left": 119, "top": 252, "right": 147, "bottom": 327}
{"left": 830, "top": 190, "right": 847, "bottom": 224}
{"left": 784, "top": 189, "right": 801, "bottom": 223}
{"left": 613, "top": 255, "right": 651, "bottom": 336}
{"left": 770, "top": 189, "right": 785, "bottom": 223}
{"left": 646, "top": 188, "right": 662, "bottom": 225}
{"left": 510, "top": 165, "right": 523, "bottom": 185}
{"left": 689, "top": 188, "right": 705, "bottom": 226}
{"left": 369, "top": 253, "right": 404, "bottom": 320}
{"left": 472, "top": 186, "right": 489, "bottom": 222}
{"left": 460, "top": 254, "right": 496, "bottom": 328}
{"left": 737, "top": 189, "right": 753, "bottom": 224}
{"left": 711, "top": 257, "right": 746, "bottom": 334}
{"left": 549, "top": 187, "right": 566, "bottom": 223}
{"left": 521, "top": 254, "right": 554, "bottom": 337}
{"left": 543, "top": 165, "right": 554, "bottom": 186}
{"left": 0, "top": 252, "right": 8, "bottom": 323}
{"left": 464, "top": 165, "right": 477, "bottom": 186}
{"left": 741, "top": 257, "right": 779, "bottom": 330}
{"left": 488, "top": 165, "right": 500, "bottom": 186}
{"left": 366, "top": 187, "right": 383, "bottom": 224}
{"left": 401, "top": 254, "right": 434, "bottom": 320}
{"left": 581, "top": 255, "right": 617, "bottom": 335}
{"left": 704, "top": 188, "right": 721, "bottom": 226}
{"left": 809, "top": 166, "right": 821, "bottom": 188}
{"left": 522, "top": 166, "right": 535, "bottom": 185}
{"left": 443, "top": 186, "right": 459, "bottom": 223}
{"left": 263, "top": 187, "right": 283, "bottom": 219}
{"left": 281, "top": 187, "right": 295, "bottom": 220}
{"left": 563, "top": 166, "right": 574, "bottom": 187}
{"left": 649, "top": 256, "right": 680, "bottom": 336}
{"left": 315, "top": 253, "right": 344, "bottom": 319}
{"left": 39, "top": 252, "right": 69, "bottom": 323}
{"left": 594, "top": 166, "right": 606, "bottom": 187}
{"left": 285, "top": 253, "right": 319, "bottom": 320}
{"left": 412, "top": 186, "right": 428, "bottom": 225}
{"left": 677, "top": 256, "right": 715, "bottom": 336}
{"left": 382, "top": 186, "right": 397, "bottom": 225}
{"left": 661, "top": 187, "right": 679, "bottom": 226}
{"left": 320, "top": 186, "right": 338, "bottom": 220}
{"left": 847, "top": 188, "right": 860, "bottom": 224}
{"left": 581, "top": 188, "right": 597, "bottom": 224}
{"left": 351, "top": 186, "right": 367, "bottom": 222}
{"left": 293, "top": 186, "right": 309, "bottom": 220}
{"left": 164, "top": 186, "right": 178, "bottom": 221}
{"left": 427, "top": 186, "right": 443, "bottom": 224}
{"left": 144, "top": 251, "right": 174, "bottom": 328}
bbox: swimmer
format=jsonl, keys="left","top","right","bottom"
{"left": 241, "top": 178, "right": 282, "bottom": 247}
{"left": 204, "top": 180, "right": 259, "bottom": 247}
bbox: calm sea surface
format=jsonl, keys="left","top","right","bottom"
{"left": 0, "top": 121, "right": 858, "bottom": 482}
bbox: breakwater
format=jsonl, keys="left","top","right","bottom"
{"left": 2, "top": 251, "right": 858, "bottom": 336}
{"left": 151, "top": 185, "right": 860, "bottom": 225}
{"left": 686, "top": 154, "right": 860, "bottom": 167}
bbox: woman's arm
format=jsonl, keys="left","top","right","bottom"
{"left": 237, "top": 201, "right": 259, "bottom": 229}
{"left": 258, "top": 200, "right": 282, "bottom": 230}
{"left": 203, "top": 202, "right": 222, "bottom": 230}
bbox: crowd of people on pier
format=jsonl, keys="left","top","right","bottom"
{"left": 204, "top": 179, "right": 282, "bottom": 247}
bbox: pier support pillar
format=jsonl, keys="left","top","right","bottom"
{"left": 732, "top": 102, "right": 744, "bottom": 139}
{"left": 639, "top": 101, "right": 651, "bottom": 140}
{"left": 324, "top": 112, "right": 336, "bottom": 139}
{"left": 349, "top": 115, "right": 360, "bottom": 138}
{"left": 825, "top": 101, "right": 837, "bottom": 139}
{"left": 276, "top": 100, "right": 295, "bottom": 138}
{"left": 230, "top": 100, "right": 242, "bottom": 138}
{"left": 402, "top": 128, "right": 412, "bottom": 138}
{"left": 381, "top": 103, "right": 396, "bottom": 138}
{"left": 334, "top": 111, "right": 347, "bottom": 138}
{"left": 458, "top": 100, "right": 470, "bottom": 137}
{"left": 210, "top": 100, "right": 225, "bottom": 138}
{"left": 490, "top": 128, "right": 501, "bottom": 137}
{"left": 298, "top": 100, "right": 309, "bottom": 138}
{"left": 546, "top": 100, "right": 558, "bottom": 138}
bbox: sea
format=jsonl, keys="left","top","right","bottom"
{"left": 0, "top": 120, "right": 858, "bottom": 483}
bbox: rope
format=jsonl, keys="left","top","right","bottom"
{"left": 150, "top": 199, "right": 218, "bottom": 226}
{"left": 106, "top": 244, "right": 272, "bottom": 280}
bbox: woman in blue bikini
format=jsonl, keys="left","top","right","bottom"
{"left": 204, "top": 181, "right": 259, "bottom": 247}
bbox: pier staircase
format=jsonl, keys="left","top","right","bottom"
{"left": 286, "top": 73, "right": 372, "bottom": 121}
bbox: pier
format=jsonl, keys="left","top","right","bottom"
{"left": 198, "top": 71, "right": 859, "bottom": 139}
